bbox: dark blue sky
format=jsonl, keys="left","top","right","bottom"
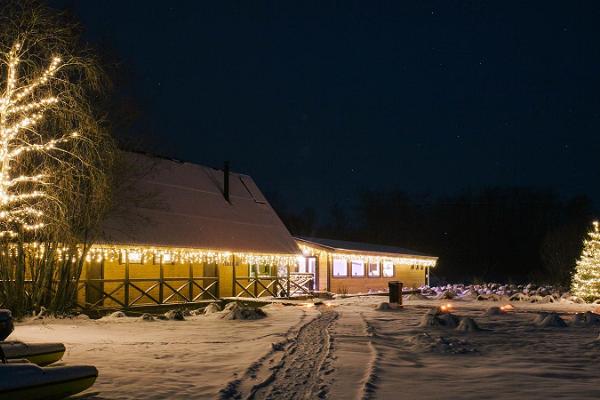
{"left": 54, "top": 1, "right": 600, "bottom": 213}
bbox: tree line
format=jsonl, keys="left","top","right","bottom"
{"left": 275, "top": 187, "right": 594, "bottom": 286}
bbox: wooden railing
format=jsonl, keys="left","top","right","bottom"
{"left": 232, "top": 272, "right": 314, "bottom": 298}
{"left": 80, "top": 276, "right": 219, "bottom": 309}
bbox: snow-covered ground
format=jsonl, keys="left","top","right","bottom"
{"left": 12, "top": 295, "right": 600, "bottom": 399}
{"left": 12, "top": 304, "right": 319, "bottom": 399}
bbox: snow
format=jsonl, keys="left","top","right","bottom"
{"left": 12, "top": 304, "right": 318, "bottom": 399}
{"left": 11, "top": 295, "right": 600, "bottom": 399}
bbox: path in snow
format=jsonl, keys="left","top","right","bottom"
{"left": 221, "top": 307, "right": 340, "bottom": 400}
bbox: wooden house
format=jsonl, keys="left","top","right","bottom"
{"left": 77, "top": 152, "right": 438, "bottom": 309}
{"left": 295, "top": 237, "right": 437, "bottom": 294}
{"left": 78, "top": 152, "right": 301, "bottom": 309}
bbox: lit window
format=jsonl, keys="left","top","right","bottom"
{"left": 297, "top": 256, "right": 307, "bottom": 273}
{"left": 383, "top": 261, "right": 394, "bottom": 277}
{"left": 368, "top": 262, "right": 380, "bottom": 277}
{"left": 307, "top": 258, "right": 317, "bottom": 274}
{"left": 251, "top": 264, "right": 272, "bottom": 277}
{"left": 127, "top": 251, "right": 143, "bottom": 264}
{"left": 333, "top": 258, "right": 348, "bottom": 277}
{"left": 351, "top": 260, "right": 365, "bottom": 277}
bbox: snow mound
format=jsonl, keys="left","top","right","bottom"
{"left": 220, "top": 303, "right": 267, "bottom": 320}
{"left": 203, "top": 303, "right": 222, "bottom": 315}
{"left": 456, "top": 317, "right": 484, "bottom": 332}
{"left": 509, "top": 293, "right": 530, "bottom": 302}
{"left": 375, "top": 302, "right": 401, "bottom": 311}
{"left": 572, "top": 311, "right": 600, "bottom": 326}
{"left": 140, "top": 313, "right": 154, "bottom": 321}
{"left": 408, "top": 333, "right": 478, "bottom": 354}
{"left": 164, "top": 310, "right": 185, "bottom": 321}
{"left": 535, "top": 312, "right": 567, "bottom": 328}
{"left": 476, "top": 294, "right": 502, "bottom": 301}
{"left": 419, "top": 309, "right": 459, "bottom": 328}
{"left": 405, "top": 293, "right": 428, "bottom": 300}
{"left": 438, "top": 313, "right": 460, "bottom": 328}
{"left": 435, "top": 290, "right": 456, "bottom": 300}
{"left": 484, "top": 306, "right": 503, "bottom": 316}
{"left": 189, "top": 308, "right": 204, "bottom": 316}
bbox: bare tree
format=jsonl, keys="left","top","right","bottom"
{"left": 0, "top": 0, "right": 115, "bottom": 316}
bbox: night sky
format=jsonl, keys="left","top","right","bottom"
{"left": 53, "top": 1, "right": 600, "bottom": 215}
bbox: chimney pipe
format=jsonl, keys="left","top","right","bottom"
{"left": 223, "top": 161, "right": 230, "bottom": 202}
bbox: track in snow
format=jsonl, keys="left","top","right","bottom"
{"left": 219, "top": 307, "right": 339, "bottom": 400}
{"left": 250, "top": 308, "right": 338, "bottom": 400}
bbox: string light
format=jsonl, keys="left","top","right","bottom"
{"left": 297, "top": 244, "right": 437, "bottom": 267}
{"left": 571, "top": 221, "right": 600, "bottom": 301}
{"left": 0, "top": 41, "right": 76, "bottom": 237}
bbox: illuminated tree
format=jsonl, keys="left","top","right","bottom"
{"left": 571, "top": 221, "right": 600, "bottom": 301}
{"left": 0, "top": 42, "right": 79, "bottom": 237}
{"left": 0, "top": 1, "right": 116, "bottom": 316}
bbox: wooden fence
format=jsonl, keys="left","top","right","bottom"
{"left": 79, "top": 275, "right": 219, "bottom": 310}
{"left": 232, "top": 271, "right": 314, "bottom": 298}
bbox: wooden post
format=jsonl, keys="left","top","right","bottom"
{"left": 253, "top": 264, "right": 258, "bottom": 297}
{"left": 215, "top": 262, "right": 220, "bottom": 299}
{"left": 286, "top": 264, "right": 291, "bottom": 298}
{"left": 159, "top": 259, "right": 164, "bottom": 304}
{"left": 231, "top": 255, "right": 236, "bottom": 297}
{"left": 188, "top": 262, "right": 194, "bottom": 302}
{"left": 124, "top": 255, "right": 130, "bottom": 309}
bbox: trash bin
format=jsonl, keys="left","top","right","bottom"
{"left": 0, "top": 309, "right": 14, "bottom": 341}
{"left": 388, "top": 281, "right": 403, "bottom": 305}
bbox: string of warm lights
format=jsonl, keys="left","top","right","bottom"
{"left": 0, "top": 41, "right": 75, "bottom": 238}
{"left": 298, "top": 244, "right": 437, "bottom": 267}
{"left": 86, "top": 245, "right": 299, "bottom": 266}
{"left": 0, "top": 242, "right": 299, "bottom": 266}
{"left": 571, "top": 221, "right": 600, "bottom": 301}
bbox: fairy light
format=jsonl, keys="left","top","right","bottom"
{"left": 84, "top": 245, "right": 299, "bottom": 266}
{"left": 297, "top": 244, "right": 437, "bottom": 267}
{"left": 571, "top": 220, "right": 600, "bottom": 301}
{"left": 0, "top": 41, "right": 76, "bottom": 238}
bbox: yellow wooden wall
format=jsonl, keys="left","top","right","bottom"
{"left": 79, "top": 259, "right": 219, "bottom": 308}
{"left": 327, "top": 263, "right": 426, "bottom": 294}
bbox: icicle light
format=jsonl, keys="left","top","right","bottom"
{"left": 297, "top": 244, "right": 437, "bottom": 267}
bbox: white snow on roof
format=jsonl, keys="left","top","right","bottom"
{"left": 100, "top": 152, "right": 299, "bottom": 255}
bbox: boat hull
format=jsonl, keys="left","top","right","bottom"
{"left": 0, "top": 364, "right": 98, "bottom": 400}
{"left": 1, "top": 341, "right": 66, "bottom": 366}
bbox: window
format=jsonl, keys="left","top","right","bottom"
{"left": 121, "top": 251, "right": 143, "bottom": 264}
{"left": 333, "top": 258, "right": 348, "bottom": 277}
{"left": 307, "top": 258, "right": 317, "bottom": 274}
{"left": 297, "top": 257, "right": 307, "bottom": 273}
{"left": 250, "top": 264, "right": 272, "bottom": 277}
{"left": 351, "top": 260, "right": 365, "bottom": 277}
{"left": 368, "top": 262, "right": 380, "bottom": 277}
{"left": 383, "top": 261, "right": 394, "bottom": 277}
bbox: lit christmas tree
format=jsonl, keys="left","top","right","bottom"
{"left": 571, "top": 221, "right": 600, "bottom": 302}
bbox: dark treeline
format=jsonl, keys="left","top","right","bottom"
{"left": 273, "top": 187, "right": 594, "bottom": 286}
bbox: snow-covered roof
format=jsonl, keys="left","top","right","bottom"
{"left": 99, "top": 152, "right": 299, "bottom": 255}
{"left": 296, "top": 237, "right": 436, "bottom": 259}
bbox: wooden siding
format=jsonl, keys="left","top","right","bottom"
{"left": 327, "top": 264, "right": 426, "bottom": 294}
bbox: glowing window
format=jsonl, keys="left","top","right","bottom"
{"left": 383, "top": 261, "right": 394, "bottom": 277}
{"left": 368, "top": 262, "right": 380, "bottom": 277}
{"left": 333, "top": 258, "right": 348, "bottom": 277}
{"left": 351, "top": 260, "right": 365, "bottom": 277}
